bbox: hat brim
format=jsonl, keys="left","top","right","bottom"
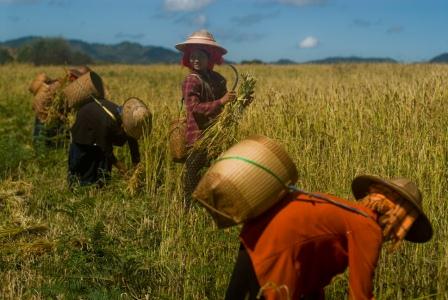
{"left": 175, "top": 40, "right": 227, "bottom": 55}
{"left": 352, "top": 175, "right": 433, "bottom": 243}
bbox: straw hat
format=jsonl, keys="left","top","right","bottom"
{"left": 122, "top": 97, "right": 152, "bottom": 140}
{"left": 29, "top": 72, "right": 51, "bottom": 95}
{"left": 352, "top": 175, "right": 433, "bottom": 243}
{"left": 175, "top": 30, "right": 227, "bottom": 54}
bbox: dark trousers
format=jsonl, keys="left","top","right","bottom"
{"left": 68, "top": 143, "right": 112, "bottom": 187}
{"left": 183, "top": 149, "right": 208, "bottom": 205}
{"left": 225, "top": 245, "right": 263, "bottom": 300}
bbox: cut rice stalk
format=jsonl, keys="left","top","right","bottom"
{"left": 193, "top": 72, "right": 256, "bottom": 158}
{"left": 0, "top": 224, "right": 49, "bottom": 239}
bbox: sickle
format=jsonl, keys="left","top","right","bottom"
{"left": 226, "top": 63, "right": 239, "bottom": 92}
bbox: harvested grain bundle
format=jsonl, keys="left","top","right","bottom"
{"left": 193, "top": 135, "right": 298, "bottom": 228}
{"left": 126, "top": 161, "right": 145, "bottom": 195}
{"left": 0, "top": 239, "right": 54, "bottom": 255}
{"left": 32, "top": 80, "right": 62, "bottom": 122}
{"left": 46, "top": 77, "right": 72, "bottom": 126}
{"left": 193, "top": 73, "right": 256, "bottom": 159}
{"left": 63, "top": 71, "right": 104, "bottom": 109}
{"left": 28, "top": 72, "right": 50, "bottom": 95}
{"left": 21, "top": 239, "right": 54, "bottom": 255}
{"left": 0, "top": 224, "right": 48, "bottom": 239}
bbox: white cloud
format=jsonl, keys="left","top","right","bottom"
{"left": 299, "top": 36, "right": 319, "bottom": 48}
{"left": 164, "top": 0, "right": 213, "bottom": 12}
{"left": 277, "top": 0, "right": 325, "bottom": 6}
{"left": 193, "top": 14, "right": 207, "bottom": 26}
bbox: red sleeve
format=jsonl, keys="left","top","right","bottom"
{"left": 182, "top": 74, "right": 225, "bottom": 118}
{"left": 347, "top": 219, "right": 383, "bottom": 300}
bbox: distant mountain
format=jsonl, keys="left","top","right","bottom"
{"left": 0, "top": 36, "right": 181, "bottom": 64}
{"left": 305, "top": 56, "right": 397, "bottom": 64}
{"left": 240, "top": 59, "right": 265, "bottom": 65}
{"left": 429, "top": 53, "right": 448, "bottom": 63}
{"left": 273, "top": 58, "right": 297, "bottom": 65}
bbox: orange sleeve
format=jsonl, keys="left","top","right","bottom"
{"left": 347, "top": 220, "right": 383, "bottom": 300}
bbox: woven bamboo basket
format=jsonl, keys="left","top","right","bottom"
{"left": 169, "top": 117, "right": 187, "bottom": 163}
{"left": 29, "top": 73, "right": 50, "bottom": 95}
{"left": 193, "top": 135, "right": 298, "bottom": 228}
{"left": 32, "top": 81, "right": 62, "bottom": 122}
{"left": 122, "top": 97, "right": 152, "bottom": 140}
{"left": 62, "top": 71, "right": 104, "bottom": 109}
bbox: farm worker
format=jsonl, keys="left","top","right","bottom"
{"left": 68, "top": 94, "right": 151, "bottom": 188}
{"left": 225, "top": 175, "right": 433, "bottom": 300}
{"left": 31, "top": 66, "right": 91, "bottom": 149}
{"left": 175, "top": 29, "right": 236, "bottom": 205}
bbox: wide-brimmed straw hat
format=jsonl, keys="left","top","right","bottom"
{"left": 352, "top": 175, "right": 433, "bottom": 243}
{"left": 175, "top": 30, "right": 227, "bottom": 54}
{"left": 122, "top": 97, "right": 152, "bottom": 140}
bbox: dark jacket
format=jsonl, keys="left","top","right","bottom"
{"left": 70, "top": 98, "right": 140, "bottom": 164}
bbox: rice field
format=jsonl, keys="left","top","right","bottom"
{"left": 0, "top": 63, "right": 447, "bottom": 299}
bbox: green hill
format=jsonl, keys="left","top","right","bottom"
{"left": 0, "top": 36, "right": 181, "bottom": 64}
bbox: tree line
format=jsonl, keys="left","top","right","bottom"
{"left": 0, "top": 38, "right": 92, "bottom": 65}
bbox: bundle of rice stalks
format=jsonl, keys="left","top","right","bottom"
{"left": 193, "top": 73, "right": 256, "bottom": 158}
{"left": 0, "top": 239, "right": 54, "bottom": 255}
{"left": 45, "top": 77, "right": 70, "bottom": 126}
{"left": 0, "top": 179, "right": 33, "bottom": 200}
{"left": 126, "top": 162, "right": 145, "bottom": 196}
{"left": 0, "top": 224, "right": 49, "bottom": 239}
{"left": 21, "top": 239, "right": 54, "bottom": 255}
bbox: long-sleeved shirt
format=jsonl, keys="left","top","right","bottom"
{"left": 71, "top": 98, "right": 140, "bottom": 164}
{"left": 240, "top": 192, "right": 382, "bottom": 300}
{"left": 182, "top": 70, "right": 227, "bottom": 146}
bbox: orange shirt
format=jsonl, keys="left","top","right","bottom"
{"left": 240, "top": 192, "right": 382, "bottom": 300}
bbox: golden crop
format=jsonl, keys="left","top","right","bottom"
{"left": 0, "top": 63, "right": 447, "bottom": 299}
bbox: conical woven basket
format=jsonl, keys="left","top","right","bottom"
{"left": 122, "top": 97, "right": 152, "bottom": 140}
{"left": 193, "top": 135, "right": 298, "bottom": 228}
{"left": 169, "top": 117, "right": 187, "bottom": 163}
{"left": 32, "top": 81, "right": 62, "bottom": 122}
{"left": 29, "top": 73, "right": 50, "bottom": 95}
{"left": 62, "top": 72, "right": 104, "bottom": 109}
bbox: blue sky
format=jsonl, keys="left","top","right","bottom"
{"left": 1, "top": 0, "right": 447, "bottom": 62}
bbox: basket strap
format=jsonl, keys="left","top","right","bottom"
{"left": 92, "top": 96, "right": 117, "bottom": 122}
{"left": 215, "top": 156, "right": 287, "bottom": 188}
{"left": 214, "top": 156, "right": 371, "bottom": 219}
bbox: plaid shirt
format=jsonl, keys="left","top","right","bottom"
{"left": 182, "top": 70, "right": 227, "bottom": 146}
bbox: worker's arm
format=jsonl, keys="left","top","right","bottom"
{"left": 347, "top": 219, "right": 383, "bottom": 300}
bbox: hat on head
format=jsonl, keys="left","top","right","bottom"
{"left": 352, "top": 175, "right": 433, "bottom": 243}
{"left": 175, "top": 30, "right": 227, "bottom": 54}
{"left": 122, "top": 97, "right": 152, "bottom": 140}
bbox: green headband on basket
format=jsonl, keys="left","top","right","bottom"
{"left": 214, "top": 155, "right": 371, "bottom": 218}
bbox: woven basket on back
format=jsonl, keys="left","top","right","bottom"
{"left": 32, "top": 81, "right": 62, "bottom": 122}
{"left": 122, "top": 97, "right": 152, "bottom": 140}
{"left": 169, "top": 117, "right": 187, "bottom": 163}
{"left": 193, "top": 135, "right": 298, "bottom": 228}
{"left": 63, "top": 71, "right": 104, "bottom": 109}
{"left": 29, "top": 73, "right": 50, "bottom": 95}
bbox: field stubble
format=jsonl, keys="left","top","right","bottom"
{"left": 0, "top": 63, "right": 447, "bottom": 299}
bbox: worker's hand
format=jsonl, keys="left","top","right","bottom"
{"left": 394, "top": 202, "right": 418, "bottom": 241}
{"left": 223, "top": 91, "right": 237, "bottom": 104}
{"left": 114, "top": 160, "right": 127, "bottom": 176}
{"left": 242, "top": 94, "right": 254, "bottom": 107}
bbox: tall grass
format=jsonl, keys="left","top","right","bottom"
{"left": 0, "top": 63, "right": 447, "bottom": 299}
